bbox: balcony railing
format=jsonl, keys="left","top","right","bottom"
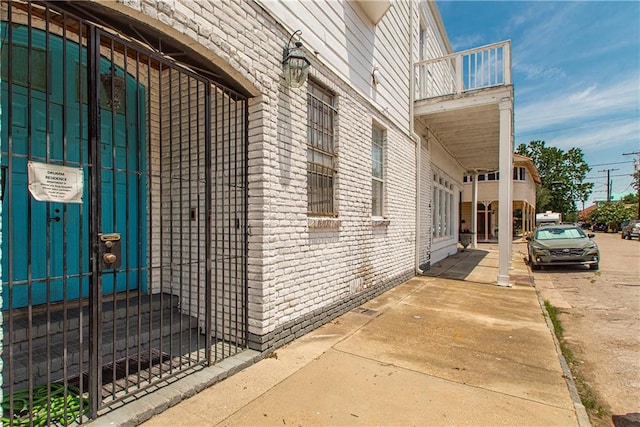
{"left": 415, "top": 41, "right": 511, "bottom": 101}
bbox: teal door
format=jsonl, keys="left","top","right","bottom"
{"left": 1, "top": 24, "right": 146, "bottom": 309}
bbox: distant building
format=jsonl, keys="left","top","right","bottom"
{"left": 579, "top": 204, "right": 598, "bottom": 221}
{"left": 461, "top": 154, "right": 540, "bottom": 241}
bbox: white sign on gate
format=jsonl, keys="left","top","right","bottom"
{"left": 27, "top": 161, "right": 84, "bottom": 204}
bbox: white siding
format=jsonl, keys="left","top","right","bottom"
{"left": 426, "top": 131, "right": 464, "bottom": 265}
{"left": 418, "top": 137, "right": 432, "bottom": 269}
{"left": 258, "top": 0, "right": 412, "bottom": 131}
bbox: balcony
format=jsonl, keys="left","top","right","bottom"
{"left": 415, "top": 41, "right": 512, "bottom": 101}
{"left": 413, "top": 41, "right": 513, "bottom": 173}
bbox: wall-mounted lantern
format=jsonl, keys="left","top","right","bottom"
{"left": 282, "top": 30, "right": 310, "bottom": 88}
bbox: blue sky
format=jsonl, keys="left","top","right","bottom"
{"left": 436, "top": 0, "right": 640, "bottom": 208}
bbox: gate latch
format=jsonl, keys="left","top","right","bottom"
{"left": 99, "top": 233, "right": 122, "bottom": 270}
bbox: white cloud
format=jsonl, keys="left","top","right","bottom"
{"left": 510, "top": 3, "right": 582, "bottom": 60}
{"left": 544, "top": 120, "right": 639, "bottom": 153}
{"left": 515, "top": 75, "right": 640, "bottom": 134}
{"left": 571, "top": 85, "right": 597, "bottom": 102}
{"left": 513, "top": 62, "right": 567, "bottom": 81}
{"left": 449, "top": 33, "right": 484, "bottom": 51}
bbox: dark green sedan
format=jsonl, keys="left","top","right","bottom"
{"left": 527, "top": 224, "right": 600, "bottom": 271}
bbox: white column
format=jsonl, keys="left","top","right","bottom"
{"left": 497, "top": 99, "right": 513, "bottom": 286}
{"left": 471, "top": 172, "right": 478, "bottom": 248}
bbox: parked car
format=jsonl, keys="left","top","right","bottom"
{"left": 527, "top": 224, "right": 600, "bottom": 271}
{"left": 591, "top": 223, "right": 607, "bottom": 232}
{"left": 621, "top": 220, "right": 640, "bottom": 240}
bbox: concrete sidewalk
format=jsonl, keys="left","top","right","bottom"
{"left": 107, "top": 242, "right": 588, "bottom": 426}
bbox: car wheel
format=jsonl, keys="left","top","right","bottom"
{"left": 591, "top": 263, "right": 599, "bottom": 271}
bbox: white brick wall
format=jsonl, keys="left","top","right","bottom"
{"left": 117, "top": 0, "right": 419, "bottom": 338}
{"left": 247, "top": 64, "right": 417, "bottom": 335}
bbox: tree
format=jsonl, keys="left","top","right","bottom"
{"left": 621, "top": 193, "right": 638, "bottom": 204}
{"left": 589, "top": 201, "right": 636, "bottom": 232}
{"left": 516, "top": 140, "right": 593, "bottom": 217}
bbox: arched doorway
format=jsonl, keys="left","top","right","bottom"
{"left": 1, "top": 1, "right": 249, "bottom": 421}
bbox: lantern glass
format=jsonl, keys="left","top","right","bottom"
{"left": 282, "top": 42, "right": 310, "bottom": 88}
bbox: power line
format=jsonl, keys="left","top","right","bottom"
{"left": 612, "top": 182, "right": 634, "bottom": 194}
{"left": 585, "top": 173, "right": 633, "bottom": 180}
{"left": 590, "top": 161, "right": 634, "bottom": 167}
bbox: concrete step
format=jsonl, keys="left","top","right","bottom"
{"left": 5, "top": 293, "right": 181, "bottom": 345}
{"left": 3, "top": 293, "right": 202, "bottom": 391}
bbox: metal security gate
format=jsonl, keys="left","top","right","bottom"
{"left": 1, "top": 1, "right": 248, "bottom": 423}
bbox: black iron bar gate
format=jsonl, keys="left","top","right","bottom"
{"left": 1, "top": 1, "right": 248, "bottom": 423}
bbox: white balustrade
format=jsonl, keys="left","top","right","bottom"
{"left": 415, "top": 41, "right": 511, "bottom": 101}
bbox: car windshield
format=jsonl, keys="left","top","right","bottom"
{"left": 535, "top": 227, "right": 586, "bottom": 240}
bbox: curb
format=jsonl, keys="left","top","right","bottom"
{"left": 532, "top": 272, "right": 592, "bottom": 427}
{"left": 86, "top": 350, "right": 264, "bottom": 427}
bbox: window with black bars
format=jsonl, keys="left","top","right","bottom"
{"left": 307, "top": 81, "right": 337, "bottom": 216}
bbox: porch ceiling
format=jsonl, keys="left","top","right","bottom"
{"left": 414, "top": 86, "right": 513, "bottom": 173}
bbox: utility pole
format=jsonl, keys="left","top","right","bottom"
{"left": 599, "top": 168, "right": 619, "bottom": 203}
{"left": 623, "top": 151, "right": 640, "bottom": 218}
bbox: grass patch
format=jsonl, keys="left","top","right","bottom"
{"left": 544, "top": 300, "right": 609, "bottom": 424}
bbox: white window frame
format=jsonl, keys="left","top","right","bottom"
{"left": 371, "top": 124, "right": 385, "bottom": 217}
{"left": 432, "top": 171, "right": 456, "bottom": 241}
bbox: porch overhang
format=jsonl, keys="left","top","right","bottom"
{"left": 414, "top": 85, "right": 513, "bottom": 173}
{"left": 414, "top": 84, "right": 515, "bottom": 287}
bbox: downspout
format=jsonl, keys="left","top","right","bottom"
{"left": 410, "top": 0, "right": 423, "bottom": 275}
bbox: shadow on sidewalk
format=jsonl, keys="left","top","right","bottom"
{"left": 421, "top": 247, "right": 492, "bottom": 281}
{"left": 420, "top": 240, "right": 534, "bottom": 287}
